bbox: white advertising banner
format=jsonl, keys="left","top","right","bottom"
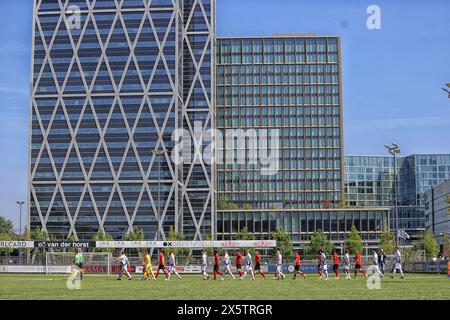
{"left": 96, "top": 240, "right": 276, "bottom": 248}
{"left": 0, "top": 240, "right": 277, "bottom": 249}
{"left": 0, "top": 265, "right": 71, "bottom": 274}
{"left": 135, "top": 265, "right": 202, "bottom": 274}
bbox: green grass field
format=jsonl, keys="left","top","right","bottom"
{"left": 0, "top": 273, "right": 448, "bottom": 300}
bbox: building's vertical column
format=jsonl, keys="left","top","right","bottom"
{"left": 337, "top": 36, "right": 345, "bottom": 207}
{"left": 210, "top": 0, "right": 217, "bottom": 239}
{"left": 182, "top": 0, "right": 216, "bottom": 240}
{"left": 174, "top": 0, "right": 183, "bottom": 234}
{"left": 28, "top": 0, "right": 38, "bottom": 236}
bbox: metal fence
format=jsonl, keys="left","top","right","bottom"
{"left": 1, "top": 254, "right": 448, "bottom": 274}
{"left": 403, "top": 261, "right": 449, "bottom": 274}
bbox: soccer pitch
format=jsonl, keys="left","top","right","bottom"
{"left": 0, "top": 274, "right": 448, "bottom": 300}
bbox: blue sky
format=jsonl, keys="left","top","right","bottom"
{"left": 0, "top": 0, "right": 449, "bottom": 230}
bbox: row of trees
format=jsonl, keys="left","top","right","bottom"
{"left": 0, "top": 216, "right": 16, "bottom": 255}
{"left": 218, "top": 197, "right": 253, "bottom": 210}
{"left": 218, "top": 195, "right": 358, "bottom": 211}
{"left": 233, "top": 225, "right": 444, "bottom": 260}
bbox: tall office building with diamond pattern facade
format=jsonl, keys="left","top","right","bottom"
{"left": 29, "top": 0, "right": 215, "bottom": 241}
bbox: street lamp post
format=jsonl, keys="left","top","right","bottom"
{"left": 16, "top": 201, "right": 25, "bottom": 238}
{"left": 16, "top": 200, "right": 25, "bottom": 265}
{"left": 152, "top": 149, "right": 168, "bottom": 242}
{"left": 384, "top": 143, "right": 401, "bottom": 249}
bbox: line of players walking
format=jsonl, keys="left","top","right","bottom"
{"left": 113, "top": 246, "right": 405, "bottom": 281}
{"left": 317, "top": 247, "right": 404, "bottom": 280}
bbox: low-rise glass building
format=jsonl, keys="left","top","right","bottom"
{"left": 217, "top": 208, "right": 390, "bottom": 250}
{"left": 424, "top": 179, "right": 450, "bottom": 249}
{"left": 345, "top": 154, "right": 450, "bottom": 241}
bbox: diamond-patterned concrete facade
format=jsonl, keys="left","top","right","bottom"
{"left": 29, "top": 0, "right": 215, "bottom": 241}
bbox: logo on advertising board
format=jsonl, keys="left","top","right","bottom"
{"left": 35, "top": 241, "right": 93, "bottom": 249}
{"left": 0, "top": 241, "right": 34, "bottom": 248}
{"left": 216, "top": 240, "right": 276, "bottom": 248}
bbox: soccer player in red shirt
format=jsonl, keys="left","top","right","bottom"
{"left": 213, "top": 250, "right": 223, "bottom": 280}
{"left": 235, "top": 250, "right": 243, "bottom": 277}
{"left": 292, "top": 250, "right": 306, "bottom": 279}
{"left": 331, "top": 250, "right": 340, "bottom": 279}
{"left": 253, "top": 251, "right": 266, "bottom": 279}
{"left": 155, "top": 250, "right": 169, "bottom": 279}
{"left": 354, "top": 250, "right": 367, "bottom": 278}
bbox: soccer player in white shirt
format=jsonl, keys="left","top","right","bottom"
{"left": 391, "top": 247, "right": 404, "bottom": 279}
{"left": 343, "top": 249, "right": 351, "bottom": 279}
{"left": 241, "top": 249, "right": 255, "bottom": 280}
{"left": 115, "top": 250, "right": 132, "bottom": 281}
{"left": 274, "top": 250, "right": 286, "bottom": 280}
{"left": 167, "top": 250, "right": 182, "bottom": 280}
{"left": 201, "top": 251, "right": 209, "bottom": 280}
{"left": 318, "top": 250, "right": 328, "bottom": 280}
{"left": 221, "top": 250, "right": 236, "bottom": 280}
{"left": 371, "top": 250, "right": 384, "bottom": 278}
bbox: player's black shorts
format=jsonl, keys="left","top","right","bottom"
{"left": 158, "top": 264, "right": 165, "bottom": 270}
{"left": 236, "top": 264, "right": 242, "bottom": 269}
{"left": 213, "top": 265, "right": 219, "bottom": 272}
{"left": 333, "top": 264, "right": 339, "bottom": 272}
{"left": 355, "top": 264, "right": 361, "bottom": 269}
{"left": 294, "top": 265, "right": 300, "bottom": 272}
{"left": 254, "top": 263, "right": 261, "bottom": 270}
{"left": 75, "top": 262, "right": 83, "bottom": 269}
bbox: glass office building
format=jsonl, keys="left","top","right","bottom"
{"left": 345, "top": 154, "right": 450, "bottom": 240}
{"left": 399, "top": 154, "right": 450, "bottom": 206}
{"left": 216, "top": 36, "right": 389, "bottom": 246}
{"left": 29, "top": 0, "right": 215, "bottom": 240}
{"left": 217, "top": 36, "right": 344, "bottom": 210}
{"left": 424, "top": 179, "right": 450, "bottom": 247}
{"left": 346, "top": 154, "right": 450, "bottom": 208}
{"left": 344, "top": 156, "right": 395, "bottom": 207}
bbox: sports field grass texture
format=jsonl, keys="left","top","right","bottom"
{"left": 0, "top": 274, "right": 448, "bottom": 300}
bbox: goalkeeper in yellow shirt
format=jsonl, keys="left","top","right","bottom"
{"left": 142, "top": 249, "right": 156, "bottom": 281}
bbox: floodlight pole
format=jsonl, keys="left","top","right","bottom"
{"left": 16, "top": 201, "right": 25, "bottom": 264}
{"left": 384, "top": 144, "right": 401, "bottom": 249}
{"left": 152, "top": 149, "right": 168, "bottom": 242}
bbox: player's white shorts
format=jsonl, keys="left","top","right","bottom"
{"left": 169, "top": 265, "right": 175, "bottom": 273}
{"left": 371, "top": 264, "right": 381, "bottom": 272}
{"left": 344, "top": 264, "right": 350, "bottom": 270}
{"left": 245, "top": 264, "right": 253, "bottom": 272}
{"left": 276, "top": 264, "right": 283, "bottom": 272}
{"left": 321, "top": 264, "right": 328, "bottom": 271}
{"left": 201, "top": 264, "right": 207, "bottom": 272}
{"left": 121, "top": 263, "right": 128, "bottom": 272}
{"left": 394, "top": 263, "right": 402, "bottom": 270}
